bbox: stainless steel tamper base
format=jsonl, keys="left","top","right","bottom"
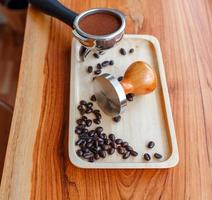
{"left": 94, "top": 74, "right": 127, "bottom": 116}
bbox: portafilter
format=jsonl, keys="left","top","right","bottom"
{"left": 29, "top": 0, "right": 126, "bottom": 60}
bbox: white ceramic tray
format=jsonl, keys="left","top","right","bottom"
{"left": 69, "top": 34, "right": 179, "bottom": 168}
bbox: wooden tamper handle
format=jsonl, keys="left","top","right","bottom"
{"left": 120, "top": 61, "right": 157, "bottom": 95}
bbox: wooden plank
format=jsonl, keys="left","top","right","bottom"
{"left": 0, "top": 0, "right": 211, "bottom": 199}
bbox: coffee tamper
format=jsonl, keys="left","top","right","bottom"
{"left": 94, "top": 61, "right": 157, "bottom": 116}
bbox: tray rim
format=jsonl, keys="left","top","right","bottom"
{"left": 69, "top": 34, "right": 179, "bottom": 169}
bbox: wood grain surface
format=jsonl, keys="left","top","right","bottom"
{"left": 0, "top": 0, "right": 212, "bottom": 199}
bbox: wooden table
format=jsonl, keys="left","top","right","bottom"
{"left": 0, "top": 0, "right": 211, "bottom": 199}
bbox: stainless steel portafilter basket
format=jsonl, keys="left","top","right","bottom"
{"left": 29, "top": 0, "right": 126, "bottom": 60}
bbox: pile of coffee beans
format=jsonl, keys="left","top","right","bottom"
{"left": 75, "top": 98, "right": 138, "bottom": 162}
{"left": 143, "top": 141, "right": 163, "bottom": 161}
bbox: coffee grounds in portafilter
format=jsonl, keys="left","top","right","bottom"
{"left": 79, "top": 12, "right": 121, "bottom": 36}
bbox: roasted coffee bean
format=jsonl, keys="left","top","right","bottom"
{"left": 85, "top": 119, "right": 92, "bottom": 127}
{"left": 82, "top": 148, "right": 90, "bottom": 153}
{"left": 90, "top": 94, "right": 96, "bottom": 101}
{"left": 90, "top": 147, "right": 98, "bottom": 154}
{"left": 86, "top": 142, "right": 93, "bottom": 148}
{"left": 93, "top": 134, "right": 98, "bottom": 139}
{"left": 118, "top": 76, "right": 123, "bottom": 81}
{"left": 88, "top": 157, "right": 95, "bottom": 162}
{"left": 82, "top": 116, "right": 87, "bottom": 121}
{"left": 96, "top": 146, "right": 101, "bottom": 152}
{"left": 94, "top": 153, "right": 100, "bottom": 160}
{"left": 87, "top": 66, "right": 93, "bottom": 73}
{"left": 80, "top": 110, "right": 85, "bottom": 116}
{"left": 95, "top": 113, "right": 102, "bottom": 120}
{"left": 93, "top": 118, "right": 101, "bottom": 124}
{"left": 99, "top": 150, "right": 107, "bottom": 158}
{"left": 120, "top": 48, "right": 126, "bottom": 55}
{"left": 123, "top": 151, "right": 130, "bottom": 159}
{"left": 75, "top": 128, "right": 82, "bottom": 134}
{"left": 97, "top": 132, "right": 104, "bottom": 139}
{"left": 105, "top": 145, "right": 110, "bottom": 151}
{"left": 115, "top": 138, "right": 123, "bottom": 144}
{"left": 76, "top": 124, "right": 85, "bottom": 130}
{"left": 93, "top": 53, "right": 99, "bottom": 58}
{"left": 117, "top": 146, "right": 125, "bottom": 154}
{"left": 77, "top": 124, "right": 86, "bottom": 130}
{"left": 100, "top": 144, "right": 106, "bottom": 150}
{"left": 93, "top": 109, "right": 100, "bottom": 114}
{"left": 79, "top": 134, "right": 89, "bottom": 140}
{"left": 104, "top": 139, "right": 110, "bottom": 145}
{"left": 96, "top": 63, "right": 102, "bottom": 69}
{"left": 76, "top": 149, "right": 83, "bottom": 157}
{"left": 143, "top": 153, "right": 151, "bottom": 161}
{"left": 82, "top": 128, "right": 89, "bottom": 134}
{"left": 88, "top": 130, "right": 95, "bottom": 137}
{"left": 75, "top": 139, "right": 85, "bottom": 146}
{"left": 87, "top": 102, "right": 93, "bottom": 108}
{"left": 83, "top": 152, "right": 94, "bottom": 159}
{"left": 121, "top": 141, "right": 128, "bottom": 147}
{"left": 109, "top": 60, "right": 114, "bottom": 65}
{"left": 97, "top": 137, "right": 104, "bottom": 142}
{"left": 80, "top": 119, "right": 87, "bottom": 125}
{"left": 79, "top": 142, "right": 86, "bottom": 149}
{"left": 126, "top": 93, "right": 134, "bottom": 101}
{"left": 113, "top": 115, "right": 121, "bottom": 122}
{"left": 107, "top": 148, "right": 115, "bottom": 155}
{"left": 130, "top": 150, "right": 138, "bottom": 157}
{"left": 80, "top": 100, "right": 87, "bottom": 105}
{"left": 98, "top": 140, "right": 104, "bottom": 146}
{"left": 86, "top": 138, "right": 93, "bottom": 143}
{"left": 126, "top": 146, "right": 133, "bottom": 151}
{"left": 129, "top": 48, "right": 134, "bottom": 53}
{"left": 147, "top": 141, "right": 155, "bottom": 149}
{"left": 108, "top": 133, "right": 115, "bottom": 141}
{"left": 95, "top": 126, "right": 103, "bottom": 133}
{"left": 110, "top": 142, "right": 117, "bottom": 149}
{"left": 99, "top": 50, "right": 104, "bottom": 55}
{"left": 78, "top": 137, "right": 86, "bottom": 143}
{"left": 101, "top": 133, "right": 107, "bottom": 139}
{"left": 94, "top": 69, "right": 102, "bottom": 75}
{"left": 85, "top": 108, "right": 93, "bottom": 114}
{"left": 154, "top": 153, "right": 162, "bottom": 159}
{"left": 77, "top": 105, "right": 84, "bottom": 111}
{"left": 76, "top": 119, "right": 85, "bottom": 125}
{"left": 101, "top": 60, "right": 110, "bottom": 67}
{"left": 93, "top": 140, "right": 99, "bottom": 148}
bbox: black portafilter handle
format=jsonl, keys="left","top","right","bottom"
{"left": 28, "top": 0, "right": 78, "bottom": 29}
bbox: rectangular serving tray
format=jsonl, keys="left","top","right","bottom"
{"left": 69, "top": 34, "right": 179, "bottom": 168}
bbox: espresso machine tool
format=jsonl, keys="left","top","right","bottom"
{"left": 94, "top": 61, "right": 157, "bottom": 116}
{"left": 29, "top": 0, "right": 126, "bottom": 60}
